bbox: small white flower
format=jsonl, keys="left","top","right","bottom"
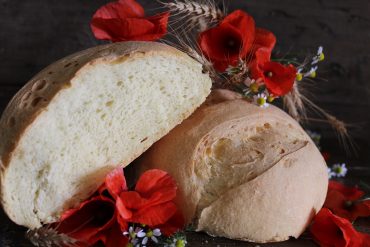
{"left": 153, "top": 228, "right": 161, "bottom": 237}
{"left": 305, "top": 66, "right": 318, "bottom": 77}
{"left": 137, "top": 229, "right": 146, "bottom": 238}
{"left": 124, "top": 226, "right": 140, "bottom": 240}
{"left": 142, "top": 236, "right": 149, "bottom": 245}
{"left": 253, "top": 93, "right": 269, "bottom": 108}
{"left": 243, "top": 77, "right": 255, "bottom": 87}
{"left": 332, "top": 163, "right": 348, "bottom": 177}
{"left": 317, "top": 46, "right": 324, "bottom": 55}
{"left": 151, "top": 228, "right": 161, "bottom": 243}
{"left": 327, "top": 167, "right": 335, "bottom": 179}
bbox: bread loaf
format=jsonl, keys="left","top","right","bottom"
{"left": 0, "top": 41, "right": 212, "bottom": 228}
{"left": 138, "top": 90, "right": 328, "bottom": 243}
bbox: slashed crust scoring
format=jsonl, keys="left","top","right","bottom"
{"left": 138, "top": 90, "right": 328, "bottom": 243}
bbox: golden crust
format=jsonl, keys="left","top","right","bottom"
{"left": 0, "top": 42, "right": 187, "bottom": 168}
{"left": 138, "top": 90, "right": 328, "bottom": 243}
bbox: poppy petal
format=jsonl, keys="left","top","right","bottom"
{"left": 130, "top": 202, "right": 177, "bottom": 227}
{"left": 329, "top": 181, "right": 364, "bottom": 201}
{"left": 57, "top": 196, "right": 116, "bottom": 245}
{"left": 262, "top": 61, "right": 297, "bottom": 96}
{"left": 324, "top": 190, "right": 354, "bottom": 221}
{"left": 91, "top": 0, "right": 169, "bottom": 42}
{"left": 92, "top": 0, "right": 144, "bottom": 20}
{"left": 198, "top": 10, "right": 256, "bottom": 72}
{"left": 360, "top": 233, "right": 370, "bottom": 246}
{"left": 250, "top": 48, "right": 272, "bottom": 79}
{"left": 105, "top": 167, "right": 127, "bottom": 199}
{"left": 156, "top": 210, "right": 185, "bottom": 236}
{"left": 116, "top": 196, "right": 133, "bottom": 220}
{"left": 199, "top": 24, "right": 245, "bottom": 68}
{"left": 352, "top": 200, "right": 370, "bottom": 220}
{"left": 221, "top": 10, "right": 255, "bottom": 53}
{"left": 310, "top": 208, "right": 364, "bottom": 247}
{"left": 252, "top": 28, "right": 276, "bottom": 54}
{"left": 119, "top": 191, "right": 148, "bottom": 209}
{"left": 105, "top": 223, "right": 129, "bottom": 247}
{"left": 135, "top": 169, "right": 177, "bottom": 203}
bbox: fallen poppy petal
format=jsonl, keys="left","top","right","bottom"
{"left": 324, "top": 181, "right": 370, "bottom": 221}
{"left": 352, "top": 200, "right": 370, "bottom": 220}
{"left": 329, "top": 181, "right": 364, "bottom": 201}
{"left": 310, "top": 208, "right": 364, "bottom": 247}
{"left": 324, "top": 189, "right": 354, "bottom": 221}
{"left": 57, "top": 196, "right": 116, "bottom": 245}
{"left": 105, "top": 167, "right": 127, "bottom": 199}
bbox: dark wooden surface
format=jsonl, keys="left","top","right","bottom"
{"left": 1, "top": 0, "right": 370, "bottom": 246}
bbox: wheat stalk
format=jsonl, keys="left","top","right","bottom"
{"left": 26, "top": 226, "right": 78, "bottom": 247}
{"left": 283, "top": 83, "right": 307, "bottom": 122}
{"left": 160, "top": 0, "right": 224, "bottom": 32}
{"left": 162, "top": 28, "right": 220, "bottom": 84}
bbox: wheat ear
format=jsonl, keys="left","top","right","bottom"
{"left": 160, "top": 0, "right": 224, "bottom": 32}
{"left": 26, "top": 226, "right": 78, "bottom": 247}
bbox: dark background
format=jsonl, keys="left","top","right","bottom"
{"left": 0, "top": 0, "right": 369, "bottom": 246}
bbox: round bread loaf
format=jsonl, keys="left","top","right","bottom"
{"left": 138, "top": 90, "right": 328, "bottom": 243}
{"left": 0, "top": 41, "right": 212, "bottom": 228}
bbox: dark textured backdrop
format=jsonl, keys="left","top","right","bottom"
{"left": 0, "top": 0, "right": 370, "bottom": 246}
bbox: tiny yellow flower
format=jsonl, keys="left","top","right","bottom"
{"left": 257, "top": 97, "right": 266, "bottom": 106}
{"left": 250, "top": 82, "right": 259, "bottom": 93}
{"left": 296, "top": 73, "right": 303, "bottom": 81}
{"left": 310, "top": 71, "right": 317, "bottom": 78}
{"left": 146, "top": 230, "right": 153, "bottom": 237}
{"left": 319, "top": 52, "right": 325, "bottom": 61}
{"left": 176, "top": 239, "right": 186, "bottom": 247}
{"left": 267, "top": 95, "right": 275, "bottom": 103}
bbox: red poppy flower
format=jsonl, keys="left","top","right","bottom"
{"left": 56, "top": 196, "right": 128, "bottom": 246}
{"left": 310, "top": 208, "right": 370, "bottom": 247}
{"left": 324, "top": 181, "right": 370, "bottom": 222}
{"left": 250, "top": 48, "right": 296, "bottom": 96}
{"left": 115, "top": 169, "right": 184, "bottom": 236}
{"left": 91, "top": 0, "right": 169, "bottom": 42}
{"left": 57, "top": 168, "right": 184, "bottom": 244}
{"left": 198, "top": 10, "right": 255, "bottom": 71}
{"left": 198, "top": 10, "right": 276, "bottom": 72}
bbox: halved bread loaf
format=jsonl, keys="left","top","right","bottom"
{"left": 138, "top": 90, "right": 328, "bottom": 243}
{"left": 0, "top": 41, "right": 212, "bottom": 229}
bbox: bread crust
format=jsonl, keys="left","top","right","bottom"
{"left": 0, "top": 42, "right": 187, "bottom": 168}
{"left": 138, "top": 90, "right": 328, "bottom": 243}
{"left": 0, "top": 41, "right": 210, "bottom": 228}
